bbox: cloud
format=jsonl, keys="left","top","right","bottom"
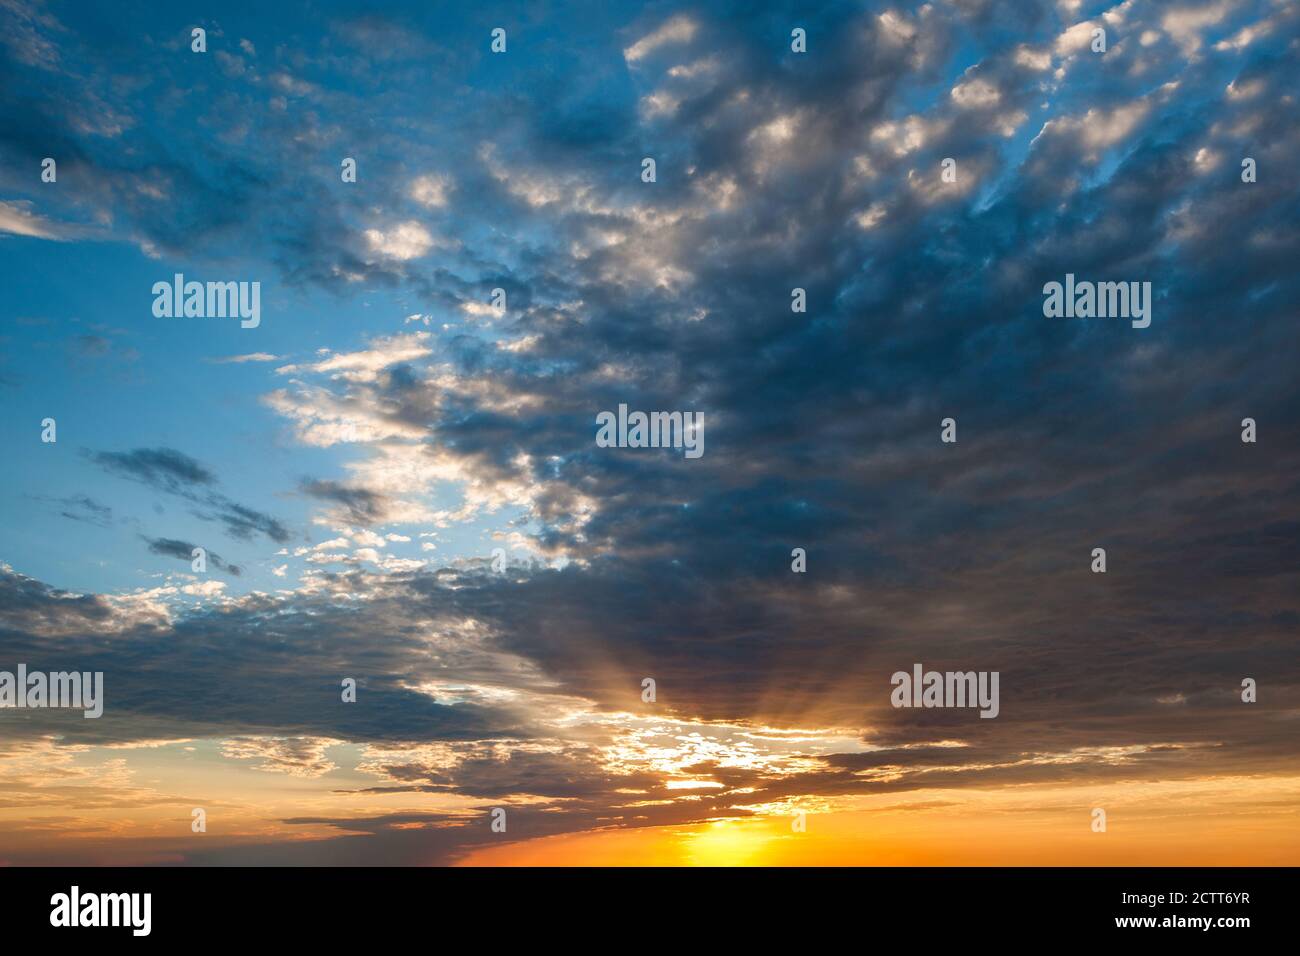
{"left": 141, "top": 536, "right": 242, "bottom": 576}
{"left": 0, "top": 200, "right": 77, "bottom": 240}
{"left": 0, "top": 0, "right": 1297, "bottom": 865}
{"left": 31, "top": 493, "right": 113, "bottom": 527}
{"left": 221, "top": 736, "right": 341, "bottom": 777}
{"left": 363, "top": 221, "right": 440, "bottom": 261}
{"left": 275, "top": 332, "right": 433, "bottom": 382}
{"left": 89, "top": 447, "right": 216, "bottom": 492}
{"left": 0, "top": 0, "right": 63, "bottom": 70}
{"left": 299, "top": 479, "right": 394, "bottom": 526}
{"left": 88, "top": 447, "right": 290, "bottom": 543}
{"left": 209, "top": 352, "right": 281, "bottom": 364}
{"left": 0, "top": 548, "right": 1296, "bottom": 865}
{"left": 409, "top": 174, "right": 450, "bottom": 208}
{"left": 623, "top": 14, "right": 698, "bottom": 63}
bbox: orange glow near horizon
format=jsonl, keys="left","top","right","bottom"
{"left": 4, "top": 734, "right": 1299, "bottom": 867}
{"left": 457, "top": 775, "right": 1300, "bottom": 866}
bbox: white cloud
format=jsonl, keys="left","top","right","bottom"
{"left": 363, "top": 221, "right": 440, "bottom": 261}
{"left": 1014, "top": 46, "right": 1053, "bottom": 71}
{"left": 461, "top": 301, "right": 499, "bottom": 318}
{"left": 640, "top": 89, "right": 682, "bottom": 118}
{"left": 1161, "top": 0, "right": 1235, "bottom": 53}
{"left": 623, "top": 15, "right": 697, "bottom": 63}
{"left": 876, "top": 10, "right": 917, "bottom": 47}
{"left": 1215, "top": 19, "right": 1272, "bottom": 52}
{"left": 211, "top": 352, "right": 280, "bottom": 364}
{"left": 1225, "top": 77, "right": 1264, "bottom": 100}
{"left": 855, "top": 203, "right": 888, "bottom": 230}
{"left": 1036, "top": 98, "right": 1152, "bottom": 159}
{"left": 351, "top": 529, "right": 387, "bottom": 548}
{"left": 870, "top": 115, "right": 935, "bottom": 157}
{"left": 0, "top": 200, "right": 75, "bottom": 240}
{"left": 276, "top": 332, "right": 433, "bottom": 381}
{"left": 1055, "top": 21, "right": 1100, "bottom": 56}
{"left": 181, "top": 580, "right": 227, "bottom": 597}
{"left": 951, "top": 76, "right": 1001, "bottom": 109}
{"left": 409, "top": 174, "right": 450, "bottom": 208}
{"left": 1192, "top": 146, "right": 1221, "bottom": 172}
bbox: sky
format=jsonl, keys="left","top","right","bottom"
{"left": 0, "top": 0, "right": 1298, "bottom": 866}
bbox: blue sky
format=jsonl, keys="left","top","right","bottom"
{"left": 1, "top": 0, "right": 1298, "bottom": 865}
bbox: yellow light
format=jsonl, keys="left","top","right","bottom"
{"left": 683, "top": 819, "right": 772, "bottom": 866}
{"left": 664, "top": 779, "right": 725, "bottom": 790}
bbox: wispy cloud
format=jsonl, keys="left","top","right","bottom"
{"left": 87, "top": 447, "right": 290, "bottom": 543}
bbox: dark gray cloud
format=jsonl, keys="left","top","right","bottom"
{"left": 87, "top": 446, "right": 290, "bottom": 543}
{"left": 31, "top": 493, "right": 114, "bottom": 527}
{"left": 89, "top": 447, "right": 216, "bottom": 492}
{"left": 202, "top": 499, "right": 291, "bottom": 544}
{"left": 299, "top": 479, "right": 393, "bottom": 526}
{"left": 141, "top": 535, "right": 242, "bottom": 576}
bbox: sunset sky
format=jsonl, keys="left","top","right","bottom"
{"left": 1, "top": 0, "right": 1298, "bottom": 866}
